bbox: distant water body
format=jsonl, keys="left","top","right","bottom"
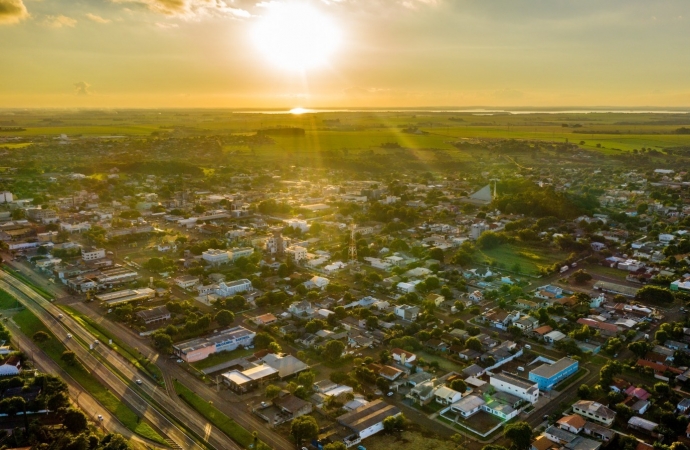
{"left": 238, "top": 108, "right": 688, "bottom": 115}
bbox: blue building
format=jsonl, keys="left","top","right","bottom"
{"left": 528, "top": 357, "right": 579, "bottom": 391}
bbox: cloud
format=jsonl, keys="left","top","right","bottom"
{"left": 85, "top": 13, "right": 111, "bottom": 23}
{"left": 74, "top": 81, "right": 92, "bottom": 95}
{"left": 112, "top": 0, "right": 250, "bottom": 19}
{"left": 401, "top": 0, "right": 439, "bottom": 10}
{"left": 0, "top": 0, "right": 29, "bottom": 25}
{"left": 44, "top": 15, "right": 77, "bottom": 28}
{"left": 155, "top": 21, "right": 179, "bottom": 28}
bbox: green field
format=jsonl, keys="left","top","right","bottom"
{"left": 12, "top": 308, "right": 167, "bottom": 445}
{"left": 476, "top": 243, "right": 570, "bottom": 275}
{"left": 191, "top": 346, "right": 256, "bottom": 370}
{"left": 0, "top": 288, "right": 21, "bottom": 309}
{"left": 3, "top": 110, "right": 690, "bottom": 155}
{"left": 173, "top": 380, "right": 271, "bottom": 450}
{"left": 0, "top": 142, "right": 32, "bottom": 149}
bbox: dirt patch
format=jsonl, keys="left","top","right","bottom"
{"left": 365, "top": 431, "right": 459, "bottom": 450}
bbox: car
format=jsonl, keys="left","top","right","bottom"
{"left": 176, "top": 359, "right": 183, "bottom": 363}
{"left": 524, "top": 344, "right": 531, "bottom": 350}
{"left": 387, "top": 391, "right": 394, "bottom": 397}
{"left": 357, "top": 446, "right": 367, "bottom": 450}
{"left": 681, "top": 307, "right": 687, "bottom": 312}
{"left": 260, "top": 401, "right": 268, "bottom": 407}
{"left": 57, "top": 314, "right": 63, "bottom": 319}
{"left": 543, "top": 414, "right": 549, "bottom": 421}
{"left": 67, "top": 334, "right": 72, "bottom": 339}
{"left": 135, "top": 379, "right": 142, "bottom": 385}
{"left": 97, "top": 414, "right": 104, "bottom": 421}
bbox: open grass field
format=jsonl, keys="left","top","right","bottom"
{"left": 0, "top": 142, "right": 32, "bottom": 149}
{"left": 3, "top": 110, "right": 690, "bottom": 155}
{"left": 191, "top": 346, "right": 255, "bottom": 370}
{"left": 476, "top": 243, "right": 570, "bottom": 275}
{"left": 12, "top": 308, "right": 167, "bottom": 445}
{"left": 173, "top": 380, "right": 271, "bottom": 450}
{"left": 0, "top": 288, "right": 21, "bottom": 309}
{"left": 366, "top": 431, "right": 461, "bottom": 450}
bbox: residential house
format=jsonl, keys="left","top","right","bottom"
{"left": 490, "top": 372, "right": 539, "bottom": 404}
{"left": 434, "top": 386, "right": 463, "bottom": 405}
{"left": 391, "top": 348, "right": 416, "bottom": 365}
{"left": 572, "top": 401, "right": 616, "bottom": 427}
{"left": 557, "top": 415, "right": 586, "bottom": 434}
{"left": 394, "top": 304, "right": 420, "bottom": 321}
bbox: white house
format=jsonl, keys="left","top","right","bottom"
{"left": 0, "top": 356, "right": 21, "bottom": 377}
{"left": 305, "top": 275, "right": 329, "bottom": 290}
{"left": 215, "top": 279, "right": 253, "bottom": 297}
{"left": 286, "top": 245, "right": 308, "bottom": 263}
{"left": 572, "top": 400, "right": 616, "bottom": 426}
{"left": 285, "top": 219, "right": 309, "bottom": 232}
{"left": 489, "top": 372, "right": 539, "bottom": 404}
{"left": 450, "top": 395, "right": 486, "bottom": 418}
{"left": 394, "top": 304, "right": 419, "bottom": 321}
{"left": 391, "top": 348, "right": 416, "bottom": 365}
{"left": 469, "top": 290, "right": 484, "bottom": 302}
{"left": 434, "top": 386, "right": 463, "bottom": 405}
{"left": 174, "top": 275, "right": 199, "bottom": 289}
{"left": 81, "top": 247, "right": 106, "bottom": 261}
{"left": 202, "top": 249, "right": 231, "bottom": 266}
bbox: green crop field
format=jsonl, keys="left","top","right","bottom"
{"left": 0, "top": 142, "right": 32, "bottom": 149}
{"left": 476, "top": 243, "right": 570, "bottom": 275}
{"left": 12, "top": 308, "right": 167, "bottom": 445}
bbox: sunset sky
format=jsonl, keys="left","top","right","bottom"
{"left": 2, "top": 0, "right": 690, "bottom": 108}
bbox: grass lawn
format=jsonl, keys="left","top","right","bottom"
{"left": 12, "top": 308, "right": 167, "bottom": 445}
{"left": 584, "top": 264, "right": 629, "bottom": 281}
{"left": 0, "top": 142, "right": 32, "bottom": 149}
{"left": 0, "top": 288, "right": 22, "bottom": 309}
{"left": 173, "top": 380, "right": 271, "bottom": 450}
{"left": 417, "top": 351, "right": 462, "bottom": 373}
{"left": 191, "top": 346, "right": 255, "bottom": 371}
{"left": 57, "top": 305, "right": 165, "bottom": 384}
{"left": 476, "top": 243, "right": 569, "bottom": 275}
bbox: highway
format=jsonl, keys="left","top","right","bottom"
{"left": 0, "top": 254, "right": 293, "bottom": 450}
{"left": 5, "top": 319, "right": 164, "bottom": 450}
{"left": 0, "top": 271, "right": 242, "bottom": 450}
{"left": 68, "top": 301, "right": 295, "bottom": 450}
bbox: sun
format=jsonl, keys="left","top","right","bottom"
{"left": 252, "top": 3, "right": 341, "bottom": 71}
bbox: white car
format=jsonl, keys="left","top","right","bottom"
{"left": 135, "top": 379, "right": 142, "bottom": 385}
{"left": 67, "top": 334, "right": 72, "bottom": 339}
{"left": 176, "top": 359, "right": 183, "bottom": 363}
{"left": 387, "top": 391, "right": 394, "bottom": 397}
{"left": 97, "top": 414, "right": 103, "bottom": 421}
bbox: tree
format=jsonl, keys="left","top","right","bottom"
{"left": 429, "top": 247, "right": 444, "bottom": 263}
{"left": 63, "top": 408, "right": 89, "bottom": 434}
{"left": 278, "top": 263, "right": 289, "bottom": 277}
{"left": 465, "top": 337, "right": 482, "bottom": 352}
{"left": 32, "top": 331, "right": 50, "bottom": 344}
{"left": 265, "top": 384, "right": 281, "bottom": 399}
{"left": 380, "top": 350, "right": 391, "bottom": 364}
{"left": 268, "top": 341, "right": 282, "bottom": 354}
{"left": 504, "top": 421, "right": 532, "bottom": 450}
{"left": 214, "top": 310, "right": 235, "bottom": 327}
{"left": 151, "top": 331, "right": 173, "bottom": 354}
{"left": 599, "top": 361, "right": 622, "bottom": 387}
{"left": 635, "top": 285, "right": 675, "bottom": 305}
{"left": 449, "top": 379, "right": 467, "bottom": 393}
{"left": 577, "top": 384, "right": 591, "bottom": 399}
{"left": 571, "top": 270, "right": 592, "bottom": 285}
{"left": 255, "top": 332, "right": 276, "bottom": 349}
{"left": 323, "top": 340, "right": 345, "bottom": 361}
{"left": 61, "top": 351, "right": 77, "bottom": 366}
{"left": 290, "top": 415, "right": 318, "bottom": 446}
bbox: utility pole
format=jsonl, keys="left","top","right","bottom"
{"left": 348, "top": 223, "right": 357, "bottom": 263}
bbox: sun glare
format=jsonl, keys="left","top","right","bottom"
{"left": 252, "top": 4, "right": 341, "bottom": 71}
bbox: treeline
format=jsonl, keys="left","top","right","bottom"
{"left": 492, "top": 180, "right": 598, "bottom": 219}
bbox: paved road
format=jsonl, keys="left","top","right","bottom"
{"left": 0, "top": 271, "right": 242, "bottom": 450}
{"left": 5, "top": 318, "right": 164, "bottom": 450}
